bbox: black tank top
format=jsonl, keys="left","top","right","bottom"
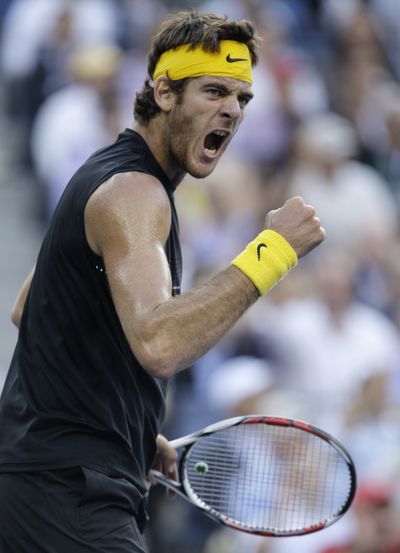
{"left": 0, "top": 129, "right": 182, "bottom": 499}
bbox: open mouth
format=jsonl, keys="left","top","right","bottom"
{"left": 203, "top": 130, "right": 229, "bottom": 157}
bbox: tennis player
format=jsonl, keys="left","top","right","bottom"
{"left": 0, "top": 10, "right": 325, "bottom": 553}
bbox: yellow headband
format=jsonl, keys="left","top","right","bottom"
{"left": 153, "top": 40, "right": 253, "bottom": 84}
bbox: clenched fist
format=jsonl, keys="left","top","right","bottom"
{"left": 265, "top": 196, "right": 326, "bottom": 259}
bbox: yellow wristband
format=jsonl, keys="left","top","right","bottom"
{"left": 232, "top": 230, "right": 298, "bottom": 296}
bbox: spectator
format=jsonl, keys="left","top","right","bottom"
{"left": 1, "top": 0, "right": 120, "bottom": 164}
{"left": 275, "top": 112, "right": 398, "bottom": 252}
{"left": 247, "top": 249, "right": 399, "bottom": 435}
{"left": 319, "top": 483, "right": 400, "bottom": 553}
{"left": 31, "top": 43, "right": 125, "bottom": 220}
{"left": 364, "top": 83, "right": 400, "bottom": 203}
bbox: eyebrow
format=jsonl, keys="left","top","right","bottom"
{"left": 201, "top": 81, "right": 254, "bottom": 102}
{"left": 201, "top": 82, "right": 230, "bottom": 93}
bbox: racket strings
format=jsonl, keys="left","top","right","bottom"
{"left": 184, "top": 424, "right": 352, "bottom": 533}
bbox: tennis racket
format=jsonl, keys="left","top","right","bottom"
{"left": 151, "top": 415, "right": 356, "bottom": 537}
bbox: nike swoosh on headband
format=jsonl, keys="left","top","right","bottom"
{"left": 226, "top": 54, "right": 248, "bottom": 63}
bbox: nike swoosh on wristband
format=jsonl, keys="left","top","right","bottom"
{"left": 257, "top": 243, "right": 268, "bottom": 261}
{"left": 226, "top": 54, "right": 248, "bottom": 63}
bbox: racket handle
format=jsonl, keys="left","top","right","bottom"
{"left": 150, "top": 470, "right": 187, "bottom": 500}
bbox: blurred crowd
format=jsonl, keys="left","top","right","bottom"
{"left": 2, "top": 0, "right": 400, "bottom": 552}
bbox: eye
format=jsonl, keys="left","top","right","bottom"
{"left": 238, "top": 96, "right": 251, "bottom": 108}
{"left": 206, "top": 88, "right": 223, "bottom": 98}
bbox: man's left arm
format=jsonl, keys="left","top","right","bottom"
{"left": 152, "top": 434, "right": 178, "bottom": 496}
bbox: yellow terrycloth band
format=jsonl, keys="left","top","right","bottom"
{"left": 153, "top": 40, "right": 253, "bottom": 84}
{"left": 232, "top": 230, "right": 298, "bottom": 296}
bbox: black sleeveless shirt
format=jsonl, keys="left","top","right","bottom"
{"left": 0, "top": 129, "right": 182, "bottom": 498}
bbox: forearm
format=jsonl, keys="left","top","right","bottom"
{"left": 102, "top": 195, "right": 325, "bottom": 378}
{"left": 133, "top": 265, "right": 258, "bottom": 378}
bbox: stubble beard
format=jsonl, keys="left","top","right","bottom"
{"left": 166, "top": 103, "right": 216, "bottom": 179}
{"left": 166, "top": 104, "right": 193, "bottom": 172}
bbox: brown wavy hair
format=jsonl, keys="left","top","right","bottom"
{"left": 133, "top": 10, "right": 261, "bottom": 125}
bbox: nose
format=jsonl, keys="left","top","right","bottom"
{"left": 220, "top": 95, "right": 242, "bottom": 121}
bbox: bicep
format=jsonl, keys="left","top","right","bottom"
{"left": 105, "top": 232, "right": 173, "bottom": 321}
{"left": 85, "top": 172, "right": 173, "bottom": 348}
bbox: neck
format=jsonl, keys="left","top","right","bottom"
{"left": 132, "top": 119, "right": 186, "bottom": 187}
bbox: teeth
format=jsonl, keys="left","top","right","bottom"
{"left": 214, "top": 130, "right": 227, "bottom": 137}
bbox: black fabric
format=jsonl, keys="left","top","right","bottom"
{"left": 0, "top": 468, "right": 150, "bottom": 553}
{"left": 0, "top": 130, "right": 182, "bottom": 501}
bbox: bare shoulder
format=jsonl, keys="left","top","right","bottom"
{"left": 85, "top": 171, "right": 172, "bottom": 256}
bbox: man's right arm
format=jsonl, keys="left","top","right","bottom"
{"left": 85, "top": 171, "right": 325, "bottom": 379}
{"left": 11, "top": 267, "right": 35, "bottom": 328}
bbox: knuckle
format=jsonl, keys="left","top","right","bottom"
{"left": 305, "top": 204, "right": 315, "bottom": 217}
{"left": 290, "top": 195, "right": 305, "bottom": 207}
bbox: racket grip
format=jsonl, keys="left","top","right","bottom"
{"left": 150, "top": 470, "right": 185, "bottom": 496}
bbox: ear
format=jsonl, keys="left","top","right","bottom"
{"left": 153, "top": 77, "right": 175, "bottom": 113}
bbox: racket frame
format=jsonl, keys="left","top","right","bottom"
{"left": 151, "top": 415, "right": 357, "bottom": 537}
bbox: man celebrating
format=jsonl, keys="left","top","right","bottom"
{"left": 0, "top": 10, "right": 325, "bottom": 553}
